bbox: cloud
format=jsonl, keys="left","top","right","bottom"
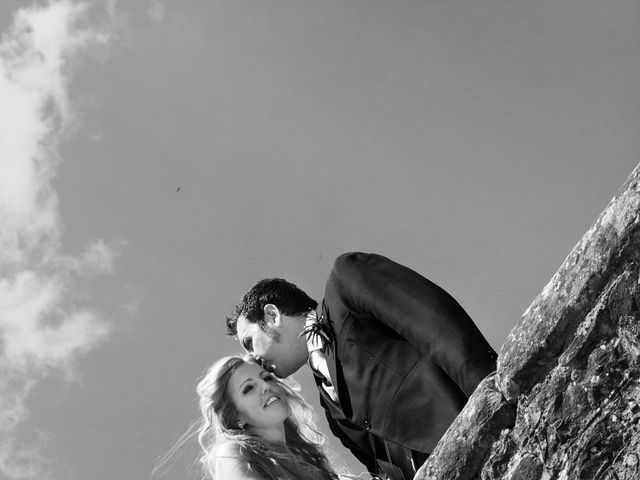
{"left": 148, "top": 0, "right": 166, "bottom": 24}
{"left": 0, "top": 1, "right": 120, "bottom": 478}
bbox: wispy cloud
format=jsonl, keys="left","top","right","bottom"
{"left": 0, "top": 1, "right": 120, "bottom": 478}
{"left": 147, "top": 0, "right": 166, "bottom": 24}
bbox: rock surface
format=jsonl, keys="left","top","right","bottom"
{"left": 415, "top": 164, "right": 640, "bottom": 480}
{"left": 417, "top": 375, "right": 516, "bottom": 480}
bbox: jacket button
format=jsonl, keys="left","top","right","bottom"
{"left": 364, "top": 420, "right": 371, "bottom": 431}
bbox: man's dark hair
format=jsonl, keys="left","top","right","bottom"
{"left": 226, "top": 278, "right": 318, "bottom": 336}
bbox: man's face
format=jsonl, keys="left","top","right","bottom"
{"left": 235, "top": 306, "right": 308, "bottom": 378}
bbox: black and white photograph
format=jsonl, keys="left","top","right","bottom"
{"left": 0, "top": 1, "right": 638, "bottom": 479}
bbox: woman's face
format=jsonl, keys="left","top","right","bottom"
{"left": 227, "top": 361, "right": 289, "bottom": 433}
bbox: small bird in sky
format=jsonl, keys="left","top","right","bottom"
{"left": 176, "top": 186, "right": 181, "bottom": 192}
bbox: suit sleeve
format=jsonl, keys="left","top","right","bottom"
{"left": 329, "top": 252, "right": 497, "bottom": 398}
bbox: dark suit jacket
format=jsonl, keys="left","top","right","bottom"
{"left": 315, "top": 252, "right": 497, "bottom": 480}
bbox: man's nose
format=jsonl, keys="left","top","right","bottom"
{"left": 259, "top": 380, "right": 270, "bottom": 394}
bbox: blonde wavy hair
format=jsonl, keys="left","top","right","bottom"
{"left": 196, "top": 355, "right": 338, "bottom": 480}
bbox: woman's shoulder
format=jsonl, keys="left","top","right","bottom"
{"left": 214, "top": 441, "right": 257, "bottom": 479}
{"left": 214, "top": 440, "right": 242, "bottom": 459}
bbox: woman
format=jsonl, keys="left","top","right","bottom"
{"left": 196, "top": 355, "right": 340, "bottom": 480}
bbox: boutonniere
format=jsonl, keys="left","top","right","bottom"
{"left": 300, "top": 310, "right": 335, "bottom": 354}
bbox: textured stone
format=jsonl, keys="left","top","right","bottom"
{"left": 504, "top": 454, "right": 543, "bottom": 480}
{"left": 497, "top": 165, "right": 640, "bottom": 402}
{"left": 414, "top": 375, "right": 516, "bottom": 480}
{"left": 477, "top": 265, "right": 640, "bottom": 480}
{"left": 411, "top": 164, "right": 640, "bottom": 480}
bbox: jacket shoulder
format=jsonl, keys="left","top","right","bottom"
{"left": 332, "top": 251, "right": 362, "bottom": 268}
{"left": 331, "top": 251, "right": 387, "bottom": 276}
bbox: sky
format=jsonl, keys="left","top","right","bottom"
{"left": 0, "top": 1, "right": 637, "bottom": 479}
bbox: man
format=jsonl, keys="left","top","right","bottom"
{"left": 226, "top": 252, "right": 497, "bottom": 480}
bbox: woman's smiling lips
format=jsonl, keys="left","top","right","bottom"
{"left": 263, "top": 394, "right": 280, "bottom": 408}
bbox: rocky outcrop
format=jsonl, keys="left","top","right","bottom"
{"left": 416, "top": 164, "right": 640, "bottom": 480}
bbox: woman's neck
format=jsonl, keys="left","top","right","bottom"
{"left": 251, "top": 424, "right": 286, "bottom": 446}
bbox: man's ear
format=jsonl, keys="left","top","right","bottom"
{"left": 263, "top": 304, "right": 281, "bottom": 326}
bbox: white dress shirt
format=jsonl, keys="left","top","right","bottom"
{"left": 305, "top": 313, "right": 339, "bottom": 403}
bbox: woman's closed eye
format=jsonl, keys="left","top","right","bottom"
{"left": 242, "top": 383, "right": 254, "bottom": 394}
{"left": 242, "top": 337, "right": 253, "bottom": 352}
{"left": 241, "top": 376, "right": 271, "bottom": 394}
